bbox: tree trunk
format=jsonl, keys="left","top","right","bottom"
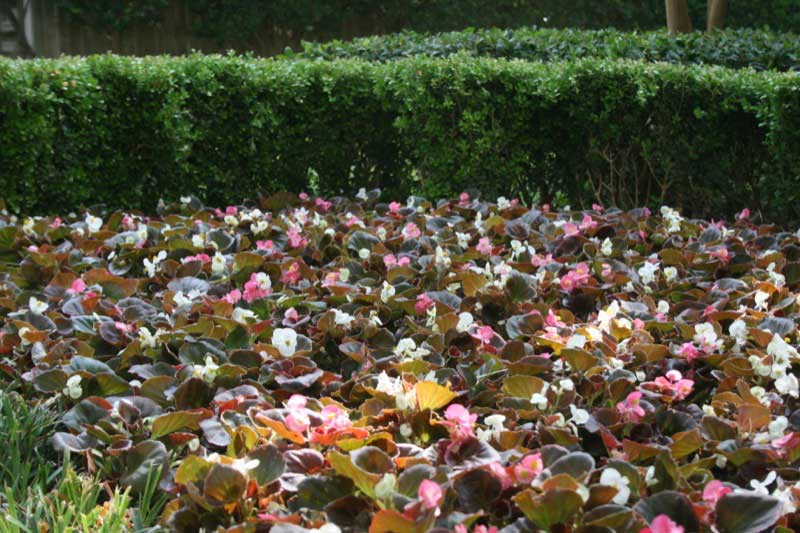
{"left": 706, "top": 0, "right": 728, "bottom": 32}
{"left": 665, "top": 0, "right": 693, "bottom": 34}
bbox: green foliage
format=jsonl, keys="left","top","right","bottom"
{"left": 0, "top": 465, "right": 134, "bottom": 533}
{"left": 0, "top": 393, "right": 59, "bottom": 503}
{"left": 49, "top": 0, "right": 170, "bottom": 32}
{"left": 297, "top": 27, "right": 800, "bottom": 71}
{"left": 1, "top": 54, "right": 799, "bottom": 221}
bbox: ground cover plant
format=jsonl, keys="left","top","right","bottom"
{"left": 4, "top": 191, "right": 800, "bottom": 531}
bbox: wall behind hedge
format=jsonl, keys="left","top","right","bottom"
{"left": 33, "top": 0, "right": 800, "bottom": 57}
{"left": 1, "top": 55, "right": 799, "bottom": 221}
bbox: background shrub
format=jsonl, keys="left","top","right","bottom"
{"left": 1, "top": 55, "right": 798, "bottom": 221}
{"left": 296, "top": 27, "right": 800, "bottom": 72}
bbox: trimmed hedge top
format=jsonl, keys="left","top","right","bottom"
{"left": 1, "top": 54, "right": 799, "bottom": 222}
{"left": 296, "top": 27, "right": 800, "bottom": 71}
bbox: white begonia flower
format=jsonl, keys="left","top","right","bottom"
{"left": 663, "top": 266, "right": 678, "bottom": 282}
{"left": 750, "top": 471, "right": 777, "bottom": 495}
{"left": 767, "top": 334, "right": 799, "bottom": 361}
{"left": 660, "top": 206, "right": 683, "bottom": 234}
{"left": 657, "top": 300, "right": 670, "bottom": 315}
{"left": 333, "top": 309, "right": 354, "bottom": 329}
{"left": 63, "top": 375, "right": 83, "bottom": 399}
{"left": 730, "top": 319, "right": 748, "bottom": 342}
{"left": 380, "top": 281, "right": 395, "bottom": 304}
{"left": 187, "top": 437, "right": 200, "bottom": 452}
{"left": 358, "top": 248, "right": 370, "bottom": 260}
{"left": 693, "top": 323, "right": 722, "bottom": 350}
{"left": 272, "top": 328, "right": 298, "bottom": 357}
{"left": 569, "top": 405, "right": 590, "bottom": 425}
{"left": 143, "top": 250, "right": 167, "bottom": 278}
{"left": 22, "top": 217, "right": 36, "bottom": 237}
{"left": 497, "top": 197, "right": 511, "bottom": 210}
{"left": 192, "top": 233, "right": 205, "bottom": 249}
{"left": 232, "top": 307, "right": 257, "bottom": 324}
{"left": 138, "top": 327, "right": 159, "bottom": 349}
{"left": 566, "top": 334, "right": 586, "bottom": 349}
{"left": 557, "top": 378, "right": 575, "bottom": 393}
{"left": 769, "top": 416, "right": 789, "bottom": 439}
{"left": 85, "top": 214, "right": 103, "bottom": 234}
{"left": 193, "top": 355, "right": 219, "bottom": 384}
{"left": 477, "top": 414, "right": 506, "bottom": 443}
{"left": 375, "top": 226, "right": 386, "bottom": 240}
{"left": 776, "top": 373, "right": 799, "bottom": 398}
{"left": 435, "top": 246, "right": 451, "bottom": 269}
{"left": 356, "top": 188, "right": 368, "bottom": 201}
{"left": 399, "top": 423, "right": 413, "bottom": 438}
{"left": 456, "top": 232, "right": 470, "bottom": 249}
{"left": 338, "top": 268, "right": 350, "bottom": 283}
{"left": 456, "top": 312, "right": 474, "bottom": 333}
{"left": 601, "top": 238, "right": 613, "bottom": 256}
{"left": 173, "top": 290, "right": 201, "bottom": 309}
{"left": 754, "top": 290, "right": 770, "bottom": 311}
{"left": 645, "top": 466, "right": 658, "bottom": 487}
{"left": 600, "top": 468, "right": 631, "bottom": 504}
{"left": 375, "top": 473, "right": 398, "bottom": 501}
{"left": 211, "top": 252, "right": 227, "bottom": 276}
{"left": 531, "top": 383, "right": 550, "bottom": 410}
{"left": 638, "top": 261, "right": 660, "bottom": 285}
{"left": 29, "top": 296, "right": 48, "bottom": 314}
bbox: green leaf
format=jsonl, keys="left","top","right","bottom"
{"left": 715, "top": 492, "right": 784, "bottom": 533}
{"left": 120, "top": 440, "right": 168, "bottom": 493}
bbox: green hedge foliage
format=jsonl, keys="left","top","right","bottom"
{"left": 1, "top": 55, "right": 799, "bottom": 220}
{"left": 297, "top": 27, "right": 800, "bottom": 71}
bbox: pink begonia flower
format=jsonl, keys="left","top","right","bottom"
{"left": 67, "top": 278, "right": 87, "bottom": 295}
{"left": 560, "top": 262, "right": 590, "bottom": 293}
{"left": 617, "top": 391, "right": 646, "bottom": 423}
{"left": 639, "top": 230, "right": 647, "bottom": 240}
{"left": 243, "top": 272, "right": 271, "bottom": 303}
{"left": 679, "top": 342, "right": 701, "bottom": 363}
{"left": 298, "top": 192, "right": 309, "bottom": 201}
{"left": 284, "top": 307, "right": 299, "bottom": 323}
{"left": 345, "top": 215, "right": 363, "bottom": 228}
{"left": 563, "top": 222, "right": 580, "bottom": 236}
{"left": 772, "top": 432, "right": 797, "bottom": 450}
{"left": 633, "top": 318, "right": 646, "bottom": 330}
{"left": 601, "top": 262, "right": 613, "bottom": 280}
{"left": 545, "top": 309, "right": 565, "bottom": 328}
{"left": 319, "top": 404, "right": 352, "bottom": 433}
{"left": 640, "top": 515, "right": 684, "bottom": 533}
{"left": 592, "top": 203, "right": 604, "bottom": 212}
{"left": 709, "top": 247, "right": 731, "bottom": 265}
{"left": 121, "top": 215, "right": 135, "bottom": 230}
{"left": 444, "top": 403, "right": 477, "bottom": 439}
{"left": 458, "top": 192, "right": 470, "bottom": 206}
{"left": 653, "top": 370, "right": 694, "bottom": 400}
{"left": 256, "top": 240, "right": 274, "bottom": 252}
{"left": 284, "top": 394, "right": 310, "bottom": 433}
{"left": 281, "top": 263, "right": 301, "bottom": 285}
{"left": 531, "top": 253, "right": 554, "bottom": 267}
{"left": 222, "top": 289, "right": 242, "bottom": 305}
{"left": 417, "top": 480, "right": 443, "bottom": 514}
{"left": 702, "top": 480, "right": 732, "bottom": 507}
{"left": 476, "top": 237, "right": 493, "bottom": 256}
{"left": 580, "top": 214, "right": 598, "bottom": 231}
{"left": 385, "top": 254, "right": 411, "bottom": 269}
{"left": 642, "top": 207, "right": 652, "bottom": 217}
{"left": 114, "top": 321, "right": 134, "bottom": 334}
{"left": 49, "top": 217, "right": 63, "bottom": 229}
{"left": 322, "top": 271, "right": 340, "bottom": 287}
{"left": 737, "top": 208, "right": 751, "bottom": 221}
{"left": 402, "top": 222, "right": 421, "bottom": 240}
{"left": 513, "top": 453, "right": 543, "bottom": 484}
{"left": 389, "top": 201, "right": 402, "bottom": 214}
{"left": 542, "top": 204, "right": 550, "bottom": 213}
{"left": 287, "top": 227, "right": 307, "bottom": 248}
{"left": 487, "top": 462, "right": 513, "bottom": 490}
{"left": 415, "top": 293, "right": 434, "bottom": 315}
{"left": 470, "top": 325, "right": 496, "bottom": 345}
{"left": 456, "top": 526, "right": 499, "bottom": 533}
{"left": 182, "top": 253, "right": 211, "bottom": 264}
{"left": 314, "top": 197, "right": 332, "bottom": 211}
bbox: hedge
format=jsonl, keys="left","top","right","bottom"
{"left": 48, "top": 0, "right": 800, "bottom": 46}
{"left": 1, "top": 55, "right": 799, "bottom": 221}
{"left": 297, "top": 27, "right": 800, "bottom": 71}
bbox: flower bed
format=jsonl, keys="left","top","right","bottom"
{"left": 3, "top": 192, "right": 800, "bottom": 531}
